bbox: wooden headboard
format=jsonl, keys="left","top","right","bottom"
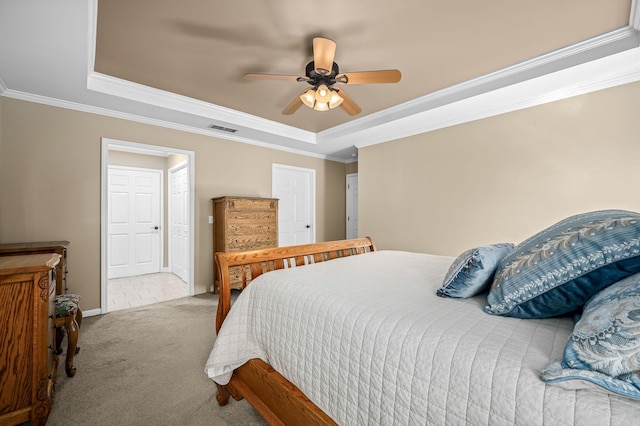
{"left": 214, "top": 237, "right": 376, "bottom": 332}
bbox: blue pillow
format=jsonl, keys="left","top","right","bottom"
{"left": 437, "top": 243, "right": 514, "bottom": 298}
{"left": 484, "top": 210, "right": 640, "bottom": 318}
{"left": 540, "top": 272, "right": 640, "bottom": 399}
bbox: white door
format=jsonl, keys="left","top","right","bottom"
{"left": 108, "top": 167, "right": 162, "bottom": 278}
{"left": 346, "top": 173, "right": 358, "bottom": 239}
{"left": 169, "top": 164, "right": 189, "bottom": 282}
{"left": 272, "top": 164, "right": 315, "bottom": 247}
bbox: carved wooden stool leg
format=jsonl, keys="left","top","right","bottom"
{"left": 75, "top": 308, "right": 83, "bottom": 328}
{"left": 54, "top": 293, "right": 81, "bottom": 376}
{"left": 74, "top": 308, "right": 82, "bottom": 354}
{"left": 63, "top": 315, "right": 79, "bottom": 377}
{"left": 55, "top": 326, "right": 65, "bottom": 355}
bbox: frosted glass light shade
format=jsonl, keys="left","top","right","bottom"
{"left": 300, "top": 89, "right": 316, "bottom": 108}
{"left": 315, "top": 84, "right": 331, "bottom": 103}
{"left": 329, "top": 90, "right": 343, "bottom": 108}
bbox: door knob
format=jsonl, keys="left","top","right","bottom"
{"left": 306, "top": 225, "right": 311, "bottom": 228}
{"left": 154, "top": 226, "right": 159, "bottom": 230}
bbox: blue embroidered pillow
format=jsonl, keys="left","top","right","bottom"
{"left": 437, "top": 243, "right": 514, "bottom": 298}
{"left": 540, "top": 272, "right": 640, "bottom": 399}
{"left": 484, "top": 210, "right": 640, "bottom": 318}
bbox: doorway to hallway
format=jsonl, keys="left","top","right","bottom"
{"left": 101, "top": 138, "right": 195, "bottom": 314}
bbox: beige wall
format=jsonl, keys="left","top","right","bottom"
{"left": 0, "top": 99, "right": 3, "bottom": 158}
{"left": 360, "top": 81, "right": 640, "bottom": 256}
{"left": 0, "top": 98, "right": 349, "bottom": 311}
{"left": 5, "top": 79, "right": 636, "bottom": 311}
{"left": 345, "top": 162, "right": 358, "bottom": 174}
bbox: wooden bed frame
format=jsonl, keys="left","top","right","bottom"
{"left": 214, "top": 237, "right": 377, "bottom": 425}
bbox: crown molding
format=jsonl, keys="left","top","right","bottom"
{"left": 0, "top": 88, "right": 338, "bottom": 161}
{"left": 319, "top": 26, "right": 640, "bottom": 145}
{"left": 86, "top": 72, "right": 317, "bottom": 145}
{"left": 351, "top": 45, "right": 640, "bottom": 150}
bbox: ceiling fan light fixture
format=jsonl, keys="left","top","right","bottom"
{"left": 300, "top": 85, "right": 343, "bottom": 112}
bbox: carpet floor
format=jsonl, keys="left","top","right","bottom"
{"left": 48, "top": 293, "right": 267, "bottom": 425}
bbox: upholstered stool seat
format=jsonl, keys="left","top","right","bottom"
{"left": 55, "top": 294, "right": 81, "bottom": 377}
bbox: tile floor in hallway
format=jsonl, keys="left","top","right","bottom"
{"left": 108, "top": 272, "right": 189, "bottom": 312}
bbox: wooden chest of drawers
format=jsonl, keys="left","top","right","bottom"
{"left": 0, "top": 241, "right": 69, "bottom": 296}
{"left": 0, "top": 254, "right": 60, "bottom": 426}
{"left": 212, "top": 196, "right": 278, "bottom": 292}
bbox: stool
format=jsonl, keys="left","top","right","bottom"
{"left": 54, "top": 294, "right": 81, "bottom": 377}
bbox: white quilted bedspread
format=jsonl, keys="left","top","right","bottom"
{"left": 205, "top": 251, "right": 640, "bottom": 425}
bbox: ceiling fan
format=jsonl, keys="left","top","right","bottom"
{"left": 244, "top": 37, "right": 401, "bottom": 116}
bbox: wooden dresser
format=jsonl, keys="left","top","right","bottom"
{"left": 0, "top": 241, "right": 69, "bottom": 296}
{"left": 212, "top": 196, "right": 278, "bottom": 292}
{"left": 0, "top": 253, "right": 60, "bottom": 426}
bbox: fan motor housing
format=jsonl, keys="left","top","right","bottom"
{"left": 304, "top": 61, "right": 341, "bottom": 87}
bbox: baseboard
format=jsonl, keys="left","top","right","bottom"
{"left": 82, "top": 308, "right": 102, "bottom": 317}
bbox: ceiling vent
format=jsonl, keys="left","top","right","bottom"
{"left": 208, "top": 124, "right": 238, "bottom": 133}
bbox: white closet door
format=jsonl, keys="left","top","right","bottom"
{"left": 170, "top": 165, "right": 189, "bottom": 282}
{"left": 272, "top": 164, "right": 315, "bottom": 247}
{"left": 108, "top": 167, "right": 161, "bottom": 278}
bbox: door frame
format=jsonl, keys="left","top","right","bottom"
{"left": 272, "top": 163, "right": 316, "bottom": 245}
{"left": 100, "top": 138, "right": 195, "bottom": 314}
{"left": 107, "top": 165, "right": 163, "bottom": 278}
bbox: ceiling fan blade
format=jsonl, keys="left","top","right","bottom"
{"left": 244, "top": 73, "right": 301, "bottom": 81}
{"left": 335, "top": 88, "right": 361, "bottom": 116}
{"left": 337, "top": 69, "right": 401, "bottom": 85}
{"left": 313, "top": 37, "right": 336, "bottom": 75}
{"left": 282, "top": 93, "right": 304, "bottom": 115}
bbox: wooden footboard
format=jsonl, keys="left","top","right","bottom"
{"left": 213, "top": 237, "right": 376, "bottom": 425}
{"left": 215, "top": 237, "right": 376, "bottom": 332}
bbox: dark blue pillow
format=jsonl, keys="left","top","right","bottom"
{"left": 484, "top": 210, "right": 640, "bottom": 318}
{"left": 437, "top": 243, "right": 514, "bottom": 298}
